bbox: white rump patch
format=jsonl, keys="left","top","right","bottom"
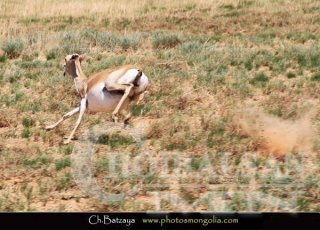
{"left": 117, "top": 69, "right": 140, "bottom": 84}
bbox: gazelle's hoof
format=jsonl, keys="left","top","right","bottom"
{"left": 63, "top": 136, "right": 77, "bottom": 140}
{"left": 63, "top": 139, "right": 71, "bottom": 145}
{"left": 63, "top": 136, "right": 73, "bottom": 144}
{"left": 45, "top": 125, "right": 54, "bottom": 130}
{"left": 112, "top": 114, "right": 119, "bottom": 123}
{"left": 123, "top": 119, "right": 130, "bottom": 128}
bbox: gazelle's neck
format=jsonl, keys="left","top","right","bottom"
{"left": 73, "top": 61, "right": 88, "bottom": 98}
{"left": 73, "top": 61, "right": 87, "bottom": 81}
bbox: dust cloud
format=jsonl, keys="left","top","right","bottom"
{"left": 236, "top": 107, "right": 314, "bottom": 157}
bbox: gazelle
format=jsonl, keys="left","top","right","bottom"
{"left": 45, "top": 53, "right": 149, "bottom": 144}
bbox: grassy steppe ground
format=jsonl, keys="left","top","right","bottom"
{"left": 0, "top": 0, "right": 320, "bottom": 211}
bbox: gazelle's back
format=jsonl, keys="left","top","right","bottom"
{"left": 86, "top": 65, "right": 137, "bottom": 91}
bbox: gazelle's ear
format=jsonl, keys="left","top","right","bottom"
{"left": 79, "top": 55, "right": 85, "bottom": 63}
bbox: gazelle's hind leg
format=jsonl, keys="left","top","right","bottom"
{"left": 134, "top": 91, "right": 146, "bottom": 105}
{"left": 105, "top": 69, "right": 142, "bottom": 122}
{"left": 105, "top": 83, "right": 134, "bottom": 123}
{"left": 111, "top": 84, "right": 134, "bottom": 122}
{"left": 45, "top": 107, "right": 80, "bottom": 130}
{"left": 63, "top": 97, "right": 87, "bottom": 144}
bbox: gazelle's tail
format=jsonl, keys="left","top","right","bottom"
{"left": 133, "top": 69, "right": 143, "bottom": 86}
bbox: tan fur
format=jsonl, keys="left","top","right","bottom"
{"left": 86, "top": 65, "right": 137, "bottom": 91}
{"left": 47, "top": 54, "right": 147, "bottom": 144}
{"left": 74, "top": 77, "right": 87, "bottom": 98}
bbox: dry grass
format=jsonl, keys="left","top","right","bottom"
{"left": 1, "top": 0, "right": 320, "bottom": 211}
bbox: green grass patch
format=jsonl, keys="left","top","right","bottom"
{"left": 46, "top": 49, "right": 57, "bottom": 60}
{"left": 87, "top": 55, "right": 125, "bottom": 74}
{"left": 119, "top": 33, "right": 144, "bottom": 50}
{"left": 56, "top": 172, "right": 72, "bottom": 191}
{"left": 101, "top": 18, "right": 110, "bottom": 28}
{"left": 96, "top": 32, "right": 120, "bottom": 50}
{"left": 250, "top": 72, "right": 269, "bottom": 87}
{"left": 237, "top": 0, "right": 254, "bottom": 8}
{"left": 131, "top": 104, "right": 151, "bottom": 116}
{"left": 243, "top": 57, "right": 253, "bottom": 70}
{"left": 22, "top": 156, "right": 52, "bottom": 169}
{"left": 219, "top": 4, "right": 236, "bottom": 10}
{"left": 61, "top": 145, "right": 73, "bottom": 155}
{"left": 22, "top": 117, "right": 35, "bottom": 128}
{"left": 297, "top": 53, "right": 307, "bottom": 67}
{"left": 97, "top": 133, "right": 135, "bottom": 149}
{"left": 190, "top": 157, "right": 201, "bottom": 171}
{"left": 96, "top": 157, "right": 109, "bottom": 172}
{"left": 161, "top": 136, "right": 188, "bottom": 151}
{"left": 286, "top": 72, "right": 296, "bottom": 79}
{"left": 117, "top": 18, "right": 131, "bottom": 29}
{"left": 286, "top": 32, "right": 317, "bottom": 43}
{"left": 223, "top": 11, "right": 244, "bottom": 18}
{"left": 152, "top": 32, "right": 182, "bottom": 49}
{"left": 55, "top": 157, "right": 71, "bottom": 171}
{"left": 7, "top": 67, "right": 24, "bottom": 83}
{"left": 2, "top": 38, "right": 24, "bottom": 59}
{"left": 21, "top": 128, "right": 31, "bottom": 138}
{"left": 207, "top": 121, "right": 226, "bottom": 148}
{"left": 18, "top": 100, "right": 42, "bottom": 113}
{"left": 311, "top": 73, "right": 320, "bottom": 81}
{"left": 0, "top": 55, "right": 7, "bottom": 63}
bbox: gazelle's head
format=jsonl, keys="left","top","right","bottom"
{"left": 64, "top": 53, "right": 84, "bottom": 78}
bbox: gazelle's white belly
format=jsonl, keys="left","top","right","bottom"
{"left": 86, "top": 82, "right": 123, "bottom": 113}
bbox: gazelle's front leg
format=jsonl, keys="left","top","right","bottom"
{"left": 45, "top": 107, "right": 80, "bottom": 130}
{"left": 111, "top": 83, "right": 134, "bottom": 123}
{"left": 64, "top": 97, "right": 87, "bottom": 144}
